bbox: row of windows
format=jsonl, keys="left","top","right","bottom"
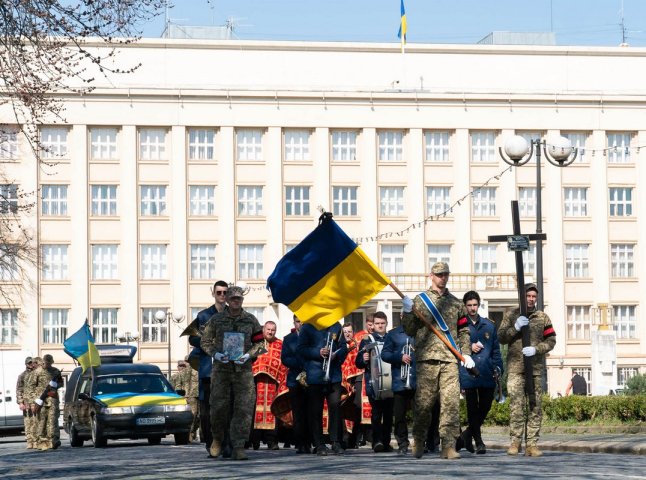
{"left": 566, "top": 305, "right": 638, "bottom": 340}
{"left": 569, "top": 367, "right": 640, "bottom": 394}
{"left": 32, "top": 184, "right": 635, "bottom": 219}
{"left": 27, "top": 242, "right": 635, "bottom": 282}
{"left": 0, "top": 127, "right": 637, "bottom": 164}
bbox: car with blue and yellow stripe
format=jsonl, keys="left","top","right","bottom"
{"left": 63, "top": 346, "right": 192, "bottom": 448}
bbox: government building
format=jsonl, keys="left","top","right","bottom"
{"left": 1, "top": 36, "right": 643, "bottom": 395}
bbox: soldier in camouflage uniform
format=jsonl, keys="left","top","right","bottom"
{"left": 183, "top": 356, "right": 201, "bottom": 442}
{"left": 24, "top": 357, "right": 47, "bottom": 450}
{"left": 402, "top": 262, "right": 474, "bottom": 460}
{"left": 32, "top": 354, "right": 63, "bottom": 450}
{"left": 16, "top": 357, "right": 34, "bottom": 448}
{"left": 200, "top": 286, "right": 262, "bottom": 461}
{"left": 498, "top": 283, "right": 556, "bottom": 457}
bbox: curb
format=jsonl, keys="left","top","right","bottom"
{"left": 486, "top": 440, "right": 646, "bottom": 455}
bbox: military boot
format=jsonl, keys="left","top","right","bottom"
{"left": 507, "top": 441, "right": 521, "bottom": 456}
{"left": 412, "top": 440, "right": 425, "bottom": 459}
{"left": 440, "top": 446, "right": 461, "bottom": 459}
{"left": 209, "top": 439, "right": 222, "bottom": 457}
{"left": 232, "top": 447, "right": 249, "bottom": 460}
{"left": 525, "top": 445, "right": 543, "bottom": 457}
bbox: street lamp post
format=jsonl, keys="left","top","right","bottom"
{"left": 154, "top": 309, "right": 186, "bottom": 379}
{"left": 500, "top": 135, "right": 578, "bottom": 389}
{"left": 117, "top": 330, "right": 140, "bottom": 346}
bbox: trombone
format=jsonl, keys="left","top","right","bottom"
{"left": 401, "top": 339, "right": 413, "bottom": 390}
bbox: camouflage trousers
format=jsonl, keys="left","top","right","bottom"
{"left": 508, "top": 372, "right": 543, "bottom": 446}
{"left": 28, "top": 408, "right": 42, "bottom": 445}
{"left": 24, "top": 409, "right": 37, "bottom": 447}
{"left": 210, "top": 367, "right": 255, "bottom": 448}
{"left": 187, "top": 398, "right": 200, "bottom": 441}
{"left": 412, "top": 360, "right": 460, "bottom": 447}
{"left": 38, "top": 398, "right": 60, "bottom": 449}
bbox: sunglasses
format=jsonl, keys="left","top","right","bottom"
{"left": 215, "top": 290, "right": 228, "bottom": 296}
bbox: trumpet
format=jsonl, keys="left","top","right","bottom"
{"left": 401, "top": 339, "right": 413, "bottom": 390}
{"left": 322, "top": 332, "right": 334, "bottom": 383}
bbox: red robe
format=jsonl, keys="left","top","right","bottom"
{"left": 252, "top": 338, "right": 286, "bottom": 430}
{"left": 340, "top": 332, "right": 371, "bottom": 431}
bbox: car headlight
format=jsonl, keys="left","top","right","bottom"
{"left": 163, "top": 404, "right": 191, "bottom": 413}
{"left": 100, "top": 406, "right": 134, "bottom": 415}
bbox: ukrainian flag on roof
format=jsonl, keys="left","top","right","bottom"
{"left": 64, "top": 322, "right": 101, "bottom": 373}
{"left": 267, "top": 213, "right": 390, "bottom": 329}
{"left": 398, "top": 0, "right": 407, "bottom": 50}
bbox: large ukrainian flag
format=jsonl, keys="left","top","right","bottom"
{"left": 267, "top": 214, "right": 390, "bottom": 329}
{"left": 63, "top": 322, "right": 101, "bottom": 373}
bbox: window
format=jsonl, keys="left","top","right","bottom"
{"left": 90, "top": 128, "right": 118, "bottom": 160}
{"left": 472, "top": 187, "right": 496, "bottom": 217}
{"left": 565, "top": 244, "right": 589, "bottom": 278}
{"left": 238, "top": 186, "right": 263, "bottom": 216}
{"left": 42, "top": 309, "right": 68, "bottom": 344}
{"left": 238, "top": 244, "right": 264, "bottom": 280}
{"left": 0, "top": 309, "right": 18, "bottom": 344}
{"left": 426, "top": 187, "right": 450, "bottom": 217}
{"left": 0, "top": 184, "right": 18, "bottom": 214}
{"left": 285, "top": 186, "right": 311, "bottom": 216}
{"left": 427, "top": 244, "right": 451, "bottom": 270}
{"left": 42, "top": 244, "right": 68, "bottom": 281}
{"left": 285, "top": 244, "right": 297, "bottom": 254}
{"left": 471, "top": 131, "right": 496, "bottom": 162}
{"left": 141, "top": 308, "right": 167, "bottom": 343}
{"left": 140, "top": 244, "right": 167, "bottom": 280}
{"left": 139, "top": 128, "right": 167, "bottom": 161}
{"left": 518, "top": 187, "right": 536, "bottom": 217}
{"left": 140, "top": 185, "right": 167, "bottom": 216}
{"left": 566, "top": 305, "right": 591, "bottom": 341}
{"left": 380, "top": 244, "right": 405, "bottom": 274}
{"left": 92, "top": 245, "right": 118, "bottom": 280}
{"left": 91, "top": 185, "right": 117, "bottom": 216}
{"left": 332, "top": 186, "right": 358, "bottom": 216}
{"left": 618, "top": 367, "right": 638, "bottom": 387}
{"left": 611, "top": 244, "right": 634, "bottom": 278}
{"left": 473, "top": 245, "right": 497, "bottom": 273}
{"left": 572, "top": 368, "right": 591, "bottom": 395}
{"left": 523, "top": 244, "right": 536, "bottom": 275}
{"left": 331, "top": 130, "right": 357, "bottom": 161}
{"left": 563, "top": 132, "right": 588, "bottom": 163}
{"left": 564, "top": 187, "right": 588, "bottom": 217}
{"left": 284, "top": 130, "right": 310, "bottom": 161}
{"left": 613, "top": 305, "right": 636, "bottom": 339}
{"left": 378, "top": 130, "right": 404, "bottom": 162}
{"left": 40, "top": 127, "right": 68, "bottom": 159}
{"left": 41, "top": 185, "right": 68, "bottom": 216}
{"left": 380, "top": 187, "right": 405, "bottom": 217}
{"left": 188, "top": 128, "right": 215, "bottom": 161}
{"left": 0, "top": 244, "right": 19, "bottom": 281}
{"left": 607, "top": 133, "right": 631, "bottom": 164}
{"left": 246, "top": 307, "right": 265, "bottom": 322}
{"left": 189, "top": 185, "right": 215, "bottom": 216}
{"left": 425, "top": 131, "right": 450, "bottom": 162}
{"left": 236, "top": 129, "right": 263, "bottom": 161}
{"left": 92, "top": 308, "right": 118, "bottom": 344}
{"left": 609, "top": 187, "right": 633, "bottom": 217}
{"left": 190, "top": 244, "right": 216, "bottom": 280}
{"left": 0, "top": 127, "right": 18, "bottom": 160}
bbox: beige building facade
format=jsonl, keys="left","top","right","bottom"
{"left": 0, "top": 39, "right": 643, "bottom": 394}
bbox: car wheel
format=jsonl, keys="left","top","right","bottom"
{"left": 174, "top": 432, "right": 190, "bottom": 445}
{"left": 91, "top": 416, "right": 107, "bottom": 448}
{"left": 148, "top": 436, "right": 163, "bottom": 445}
{"left": 68, "top": 418, "right": 84, "bottom": 447}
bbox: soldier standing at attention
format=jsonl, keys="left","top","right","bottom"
{"left": 498, "top": 283, "right": 556, "bottom": 457}
{"left": 200, "top": 286, "right": 262, "bottom": 461}
{"left": 401, "top": 262, "right": 473, "bottom": 460}
{"left": 184, "top": 356, "right": 201, "bottom": 442}
{"left": 32, "top": 354, "right": 63, "bottom": 450}
{"left": 16, "top": 357, "right": 34, "bottom": 448}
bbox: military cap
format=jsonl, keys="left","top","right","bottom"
{"left": 227, "top": 286, "right": 245, "bottom": 299}
{"left": 431, "top": 261, "right": 451, "bottom": 274}
{"left": 43, "top": 354, "right": 54, "bottom": 363}
{"left": 24, "top": 356, "right": 33, "bottom": 365}
{"left": 525, "top": 282, "right": 539, "bottom": 293}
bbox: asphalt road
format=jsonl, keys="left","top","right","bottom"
{"left": 1, "top": 433, "right": 645, "bottom": 479}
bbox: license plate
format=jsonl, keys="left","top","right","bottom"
{"left": 136, "top": 416, "right": 165, "bottom": 426}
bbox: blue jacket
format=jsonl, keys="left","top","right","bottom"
{"left": 381, "top": 326, "right": 417, "bottom": 392}
{"left": 458, "top": 315, "right": 503, "bottom": 389}
{"left": 188, "top": 305, "right": 218, "bottom": 397}
{"left": 356, "top": 332, "right": 386, "bottom": 399}
{"left": 297, "top": 322, "right": 348, "bottom": 385}
{"left": 281, "top": 330, "right": 303, "bottom": 388}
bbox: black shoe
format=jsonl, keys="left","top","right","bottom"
{"left": 463, "top": 429, "right": 475, "bottom": 454}
{"left": 476, "top": 442, "right": 486, "bottom": 454}
{"left": 384, "top": 444, "right": 394, "bottom": 452}
{"left": 316, "top": 445, "right": 329, "bottom": 456}
{"left": 267, "top": 442, "right": 279, "bottom": 451}
{"left": 398, "top": 446, "right": 409, "bottom": 455}
{"left": 332, "top": 443, "right": 345, "bottom": 455}
{"left": 373, "top": 442, "right": 384, "bottom": 453}
{"left": 252, "top": 442, "right": 260, "bottom": 450}
{"left": 296, "top": 446, "right": 306, "bottom": 454}
{"left": 455, "top": 435, "right": 464, "bottom": 452}
{"left": 222, "top": 445, "right": 232, "bottom": 458}
{"left": 283, "top": 443, "right": 291, "bottom": 449}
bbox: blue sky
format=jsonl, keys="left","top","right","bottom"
{"left": 142, "top": 0, "right": 646, "bottom": 46}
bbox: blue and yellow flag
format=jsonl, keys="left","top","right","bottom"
{"left": 63, "top": 322, "right": 101, "bottom": 373}
{"left": 397, "top": 0, "right": 407, "bottom": 51}
{"left": 267, "top": 214, "right": 390, "bottom": 330}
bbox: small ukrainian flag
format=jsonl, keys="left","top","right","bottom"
{"left": 398, "top": 0, "right": 407, "bottom": 52}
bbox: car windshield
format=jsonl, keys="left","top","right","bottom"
{"left": 93, "top": 374, "right": 173, "bottom": 396}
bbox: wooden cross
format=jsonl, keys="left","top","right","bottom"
{"left": 488, "top": 200, "right": 546, "bottom": 407}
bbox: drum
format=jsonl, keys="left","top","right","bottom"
{"left": 369, "top": 342, "right": 393, "bottom": 400}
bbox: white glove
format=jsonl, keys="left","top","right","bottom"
{"left": 462, "top": 355, "right": 475, "bottom": 369}
{"left": 35, "top": 398, "right": 44, "bottom": 406}
{"left": 522, "top": 346, "right": 536, "bottom": 357}
{"left": 234, "top": 353, "right": 250, "bottom": 365}
{"left": 49, "top": 381, "right": 58, "bottom": 388}
{"left": 213, "top": 352, "right": 228, "bottom": 363}
{"left": 402, "top": 296, "right": 414, "bottom": 313}
{"left": 515, "top": 315, "right": 529, "bottom": 331}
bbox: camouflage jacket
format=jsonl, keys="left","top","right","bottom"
{"left": 200, "top": 309, "right": 261, "bottom": 373}
{"left": 170, "top": 372, "right": 185, "bottom": 391}
{"left": 16, "top": 368, "right": 29, "bottom": 405}
{"left": 498, "top": 307, "right": 556, "bottom": 374}
{"left": 24, "top": 366, "right": 51, "bottom": 403}
{"left": 181, "top": 368, "right": 199, "bottom": 398}
{"left": 402, "top": 287, "right": 470, "bottom": 363}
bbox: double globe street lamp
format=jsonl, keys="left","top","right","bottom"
{"left": 154, "top": 309, "right": 186, "bottom": 378}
